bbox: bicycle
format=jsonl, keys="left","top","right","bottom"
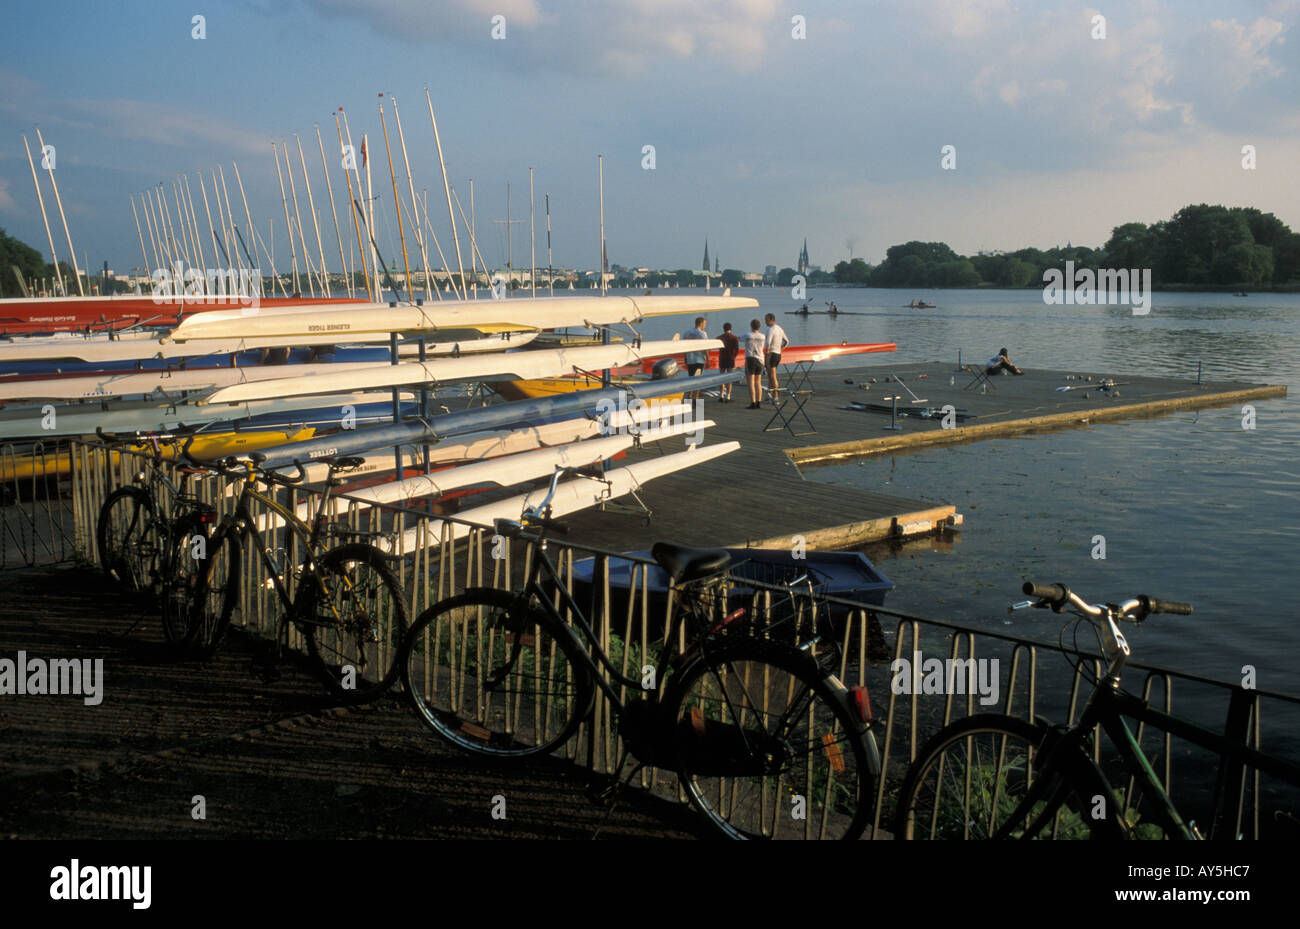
{"left": 397, "top": 465, "right": 880, "bottom": 839}
{"left": 180, "top": 446, "right": 409, "bottom": 703}
{"left": 94, "top": 428, "right": 218, "bottom": 646}
{"left": 893, "top": 580, "right": 1300, "bottom": 839}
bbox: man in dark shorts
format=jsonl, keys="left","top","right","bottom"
{"left": 742, "top": 319, "right": 766, "bottom": 408}
{"left": 763, "top": 312, "right": 788, "bottom": 400}
{"left": 717, "top": 321, "right": 740, "bottom": 402}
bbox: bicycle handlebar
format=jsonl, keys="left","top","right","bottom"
{"left": 1022, "top": 581, "right": 1193, "bottom": 618}
{"left": 1141, "top": 595, "right": 1194, "bottom": 616}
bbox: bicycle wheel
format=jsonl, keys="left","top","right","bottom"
{"left": 400, "top": 587, "right": 593, "bottom": 759}
{"left": 185, "top": 523, "right": 243, "bottom": 658}
{"left": 159, "top": 513, "right": 209, "bottom": 647}
{"left": 669, "top": 638, "right": 874, "bottom": 839}
{"left": 300, "top": 544, "right": 409, "bottom": 703}
{"left": 96, "top": 486, "right": 161, "bottom": 596}
{"left": 893, "top": 714, "right": 1107, "bottom": 839}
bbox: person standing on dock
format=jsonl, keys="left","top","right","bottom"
{"left": 764, "top": 313, "right": 789, "bottom": 401}
{"left": 742, "top": 318, "right": 766, "bottom": 408}
{"left": 718, "top": 321, "right": 740, "bottom": 403}
{"left": 682, "top": 316, "right": 709, "bottom": 399}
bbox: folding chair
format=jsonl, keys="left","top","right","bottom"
{"left": 962, "top": 364, "right": 997, "bottom": 392}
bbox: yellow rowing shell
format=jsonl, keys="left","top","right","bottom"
{"left": 0, "top": 427, "right": 316, "bottom": 482}
{"left": 492, "top": 375, "right": 686, "bottom": 403}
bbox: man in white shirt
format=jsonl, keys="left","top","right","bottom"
{"left": 742, "top": 318, "right": 766, "bottom": 408}
{"left": 764, "top": 313, "right": 789, "bottom": 399}
{"left": 681, "top": 316, "right": 708, "bottom": 399}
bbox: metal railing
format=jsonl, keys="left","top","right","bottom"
{"left": 53, "top": 439, "right": 1300, "bottom": 837}
{"left": 1, "top": 439, "right": 77, "bottom": 569}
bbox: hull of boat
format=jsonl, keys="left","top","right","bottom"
{"left": 0, "top": 296, "right": 366, "bottom": 335}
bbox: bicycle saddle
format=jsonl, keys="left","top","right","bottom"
{"left": 322, "top": 455, "right": 366, "bottom": 471}
{"left": 651, "top": 542, "right": 731, "bottom": 585}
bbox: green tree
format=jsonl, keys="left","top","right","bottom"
{"left": 776, "top": 266, "right": 797, "bottom": 285}
{"left": 721, "top": 268, "right": 742, "bottom": 286}
{"left": 0, "top": 228, "right": 51, "bottom": 298}
{"left": 996, "top": 257, "right": 1034, "bottom": 287}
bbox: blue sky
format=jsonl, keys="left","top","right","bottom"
{"left": 1, "top": 0, "right": 1297, "bottom": 276}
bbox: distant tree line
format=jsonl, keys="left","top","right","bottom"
{"left": 833, "top": 204, "right": 1300, "bottom": 289}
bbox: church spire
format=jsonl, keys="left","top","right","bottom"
{"left": 702, "top": 238, "right": 710, "bottom": 272}
{"left": 798, "top": 238, "right": 809, "bottom": 275}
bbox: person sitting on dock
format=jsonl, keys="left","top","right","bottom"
{"left": 986, "top": 347, "right": 1023, "bottom": 376}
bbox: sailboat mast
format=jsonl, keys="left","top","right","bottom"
{"left": 598, "top": 153, "right": 606, "bottom": 296}
{"left": 469, "top": 178, "right": 477, "bottom": 297}
{"left": 424, "top": 88, "right": 465, "bottom": 299}
{"left": 22, "top": 134, "right": 64, "bottom": 295}
{"left": 336, "top": 110, "right": 372, "bottom": 300}
{"left": 391, "top": 95, "right": 437, "bottom": 301}
{"left": 316, "top": 124, "right": 350, "bottom": 298}
{"left": 546, "top": 192, "right": 553, "bottom": 296}
{"left": 529, "top": 166, "right": 536, "bottom": 298}
{"left": 271, "top": 142, "right": 300, "bottom": 294}
{"left": 35, "top": 128, "right": 84, "bottom": 295}
{"left": 296, "top": 134, "right": 331, "bottom": 297}
{"left": 283, "top": 141, "right": 316, "bottom": 295}
{"left": 131, "top": 197, "right": 149, "bottom": 280}
{"left": 377, "top": 96, "right": 412, "bottom": 303}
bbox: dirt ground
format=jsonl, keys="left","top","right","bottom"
{"left": 0, "top": 564, "right": 706, "bottom": 839}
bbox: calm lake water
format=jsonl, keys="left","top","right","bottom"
{"left": 635, "top": 286, "right": 1299, "bottom": 699}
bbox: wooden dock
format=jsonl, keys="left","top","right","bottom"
{"left": 557, "top": 359, "right": 1284, "bottom": 553}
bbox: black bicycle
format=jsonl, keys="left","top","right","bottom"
{"left": 181, "top": 447, "right": 408, "bottom": 703}
{"left": 398, "top": 466, "right": 880, "bottom": 839}
{"left": 94, "top": 429, "right": 219, "bottom": 646}
{"left": 894, "top": 580, "right": 1300, "bottom": 839}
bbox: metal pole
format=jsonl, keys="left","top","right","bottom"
{"left": 23, "top": 135, "right": 64, "bottom": 295}
{"left": 529, "top": 166, "right": 536, "bottom": 298}
{"left": 545, "top": 192, "right": 553, "bottom": 297}
{"left": 35, "top": 128, "right": 83, "bottom": 294}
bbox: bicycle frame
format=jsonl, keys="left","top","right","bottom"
{"left": 220, "top": 471, "right": 341, "bottom": 625}
{"left": 514, "top": 538, "right": 697, "bottom": 710}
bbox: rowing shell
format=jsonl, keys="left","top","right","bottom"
{"left": 0, "top": 339, "right": 715, "bottom": 404}
{"left": 165, "top": 294, "right": 759, "bottom": 342}
{"left": 377, "top": 442, "right": 739, "bottom": 554}
{"left": 197, "top": 339, "right": 719, "bottom": 405}
{"left": 0, "top": 329, "right": 536, "bottom": 365}
{"left": 258, "top": 400, "right": 698, "bottom": 488}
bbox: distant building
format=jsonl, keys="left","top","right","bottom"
{"left": 702, "top": 239, "right": 710, "bottom": 272}
{"left": 764, "top": 265, "right": 777, "bottom": 282}
{"left": 797, "top": 239, "right": 811, "bottom": 275}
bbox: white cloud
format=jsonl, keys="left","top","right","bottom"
{"left": 303, "top": 0, "right": 777, "bottom": 74}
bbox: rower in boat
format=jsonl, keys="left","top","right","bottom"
{"left": 797, "top": 303, "right": 810, "bottom": 315}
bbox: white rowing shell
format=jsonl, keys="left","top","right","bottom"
{"left": 0, "top": 329, "right": 536, "bottom": 364}
{"left": 166, "top": 294, "right": 759, "bottom": 341}
{"left": 0, "top": 339, "right": 713, "bottom": 404}
{"left": 377, "top": 441, "right": 739, "bottom": 554}
{"left": 198, "top": 339, "right": 717, "bottom": 405}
